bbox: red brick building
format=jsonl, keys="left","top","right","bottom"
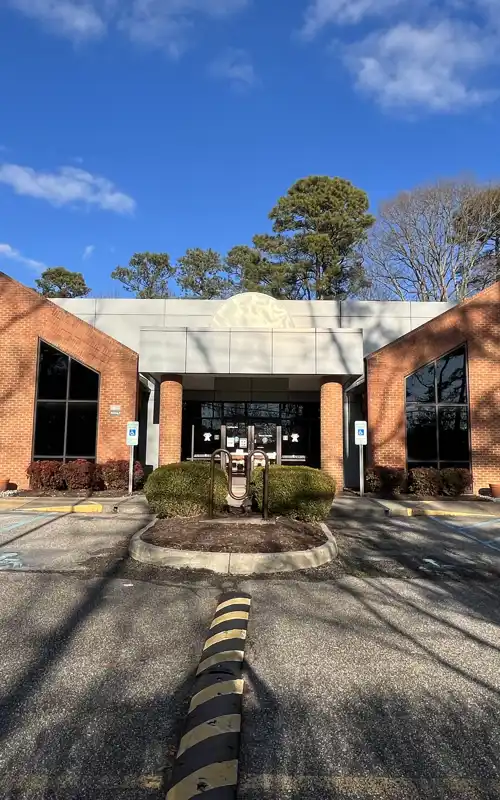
{"left": 1, "top": 272, "right": 499, "bottom": 493}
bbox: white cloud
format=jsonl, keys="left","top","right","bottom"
{"left": 301, "top": 0, "right": 500, "bottom": 112}
{"left": 209, "top": 48, "right": 256, "bottom": 88}
{"left": 0, "top": 243, "right": 47, "bottom": 273}
{"left": 7, "top": 0, "right": 249, "bottom": 54}
{"left": 0, "top": 163, "right": 136, "bottom": 214}
{"left": 82, "top": 244, "right": 95, "bottom": 260}
{"left": 301, "top": 0, "right": 402, "bottom": 38}
{"left": 120, "top": 0, "right": 249, "bottom": 56}
{"left": 347, "top": 21, "right": 497, "bottom": 111}
{"left": 8, "top": 0, "right": 105, "bottom": 41}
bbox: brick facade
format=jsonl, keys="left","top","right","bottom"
{"left": 367, "top": 282, "right": 500, "bottom": 493}
{"left": 0, "top": 273, "right": 139, "bottom": 489}
{"left": 320, "top": 378, "right": 344, "bottom": 490}
{"left": 159, "top": 375, "right": 183, "bottom": 465}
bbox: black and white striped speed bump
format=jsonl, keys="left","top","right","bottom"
{"left": 166, "top": 593, "right": 251, "bottom": 800}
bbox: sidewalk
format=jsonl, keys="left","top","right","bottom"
{"left": 332, "top": 493, "right": 500, "bottom": 519}
{"left": 0, "top": 494, "right": 150, "bottom": 515}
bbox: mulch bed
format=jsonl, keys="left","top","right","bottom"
{"left": 142, "top": 517, "right": 327, "bottom": 553}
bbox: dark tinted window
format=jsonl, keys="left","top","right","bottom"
{"left": 69, "top": 360, "right": 99, "bottom": 400}
{"left": 66, "top": 404, "right": 98, "bottom": 457}
{"left": 34, "top": 341, "right": 100, "bottom": 461}
{"left": 438, "top": 407, "right": 469, "bottom": 461}
{"left": 405, "top": 346, "right": 469, "bottom": 469}
{"left": 406, "top": 363, "right": 435, "bottom": 404}
{"left": 37, "top": 342, "right": 69, "bottom": 399}
{"left": 34, "top": 403, "right": 66, "bottom": 456}
{"left": 406, "top": 408, "right": 437, "bottom": 462}
{"left": 437, "top": 348, "right": 467, "bottom": 403}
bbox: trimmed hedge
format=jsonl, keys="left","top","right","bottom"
{"left": 61, "top": 459, "right": 98, "bottom": 491}
{"left": 441, "top": 467, "right": 472, "bottom": 497}
{"left": 27, "top": 461, "right": 65, "bottom": 491}
{"left": 365, "top": 466, "right": 407, "bottom": 496}
{"left": 145, "top": 462, "right": 228, "bottom": 518}
{"left": 367, "top": 465, "right": 472, "bottom": 497}
{"left": 407, "top": 467, "right": 442, "bottom": 496}
{"left": 26, "top": 459, "right": 144, "bottom": 491}
{"left": 252, "top": 465, "right": 336, "bottom": 522}
{"left": 100, "top": 460, "right": 144, "bottom": 491}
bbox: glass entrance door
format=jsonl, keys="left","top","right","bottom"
{"left": 251, "top": 421, "right": 278, "bottom": 466}
{"left": 224, "top": 422, "right": 250, "bottom": 474}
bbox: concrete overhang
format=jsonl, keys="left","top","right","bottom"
{"left": 139, "top": 327, "right": 364, "bottom": 377}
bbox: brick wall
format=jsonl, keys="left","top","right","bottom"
{"left": 159, "top": 375, "right": 183, "bottom": 465}
{"left": 320, "top": 378, "right": 344, "bottom": 491}
{"left": 0, "top": 273, "right": 139, "bottom": 489}
{"left": 367, "top": 281, "right": 500, "bottom": 493}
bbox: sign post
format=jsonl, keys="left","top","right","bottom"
{"left": 126, "top": 422, "right": 139, "bottom": 495}
{"left": 354, "top": 421, "right": 368, "bottom": 497}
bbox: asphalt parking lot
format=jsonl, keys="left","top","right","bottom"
{"left": 1, "top": 509, "right": 500, "bottom": 799}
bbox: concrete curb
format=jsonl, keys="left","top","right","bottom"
{"left": 166, "top": 592, "right": 251, "bottom": 800}
{"left": 129, "top": 520, "right": 338, "bottom": 575}
{"left": 375, "top": 501, "right": 500, "bottom": 519}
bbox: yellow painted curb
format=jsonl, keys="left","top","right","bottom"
{"left": 27, "top": 503, "right": 103, "bottom": 514}
{"left": 412, "top": 509, "right": 500, "bottom": 518}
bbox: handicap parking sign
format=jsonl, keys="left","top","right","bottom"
{"left": 355, "top": 421, "right": 367, "bottom": 446}
{"left": 126, "top": 422, "right": 139, "bottom": 446}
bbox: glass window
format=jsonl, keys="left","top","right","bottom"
{"left": 69, "top": 360, "right": 99, "bottom": 401}
{"left": 406, "top": 408, "right": 437, "bottom": 462}
{"left": 33, "top": 341, "right": 100, "bottom": 462}
{"left": 66, "top": 404, "right": 98, "bottom": 457}
{"left": 437, "top": 348, "right": 467, "bottom": 404}
{"left": 438, "top": 407, "right": 469, "bottom": 462}
{"left": 406, "top": 363, "right": 435, "bottom": 404}
{"left": 405, "top": 346, "right": 470, "bottom": 470}
{"left": 37, "top": 342, "right": 69, "bottom": 399}
{"left": 223, "top": 402, "right": 246, "bottom": 419}
{"left": 34, "top": 403, "right": 66, "bottom": 456}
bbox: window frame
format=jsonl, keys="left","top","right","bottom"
{"left": 32, "top": 339, "right": 101, "bottom": 462}
{"left": 404, "top": 343, "right": 471, "bottom": 470}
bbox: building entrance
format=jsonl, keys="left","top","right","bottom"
{"left": 182, "top": 401, "right": 320, "bottom": 470}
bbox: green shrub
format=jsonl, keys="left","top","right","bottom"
{"left": 408, "top": 467, "right": 443, "bottom": 496}
{"left": 252, "top": 465, "right": 336, "bottom": 522}
{"left": 441, "top": 467, "right": 472, "bottom": 497}
{"left": 145, "top": 462, "right": 228, "bottom": 518}
{"left": 365, "top": 465, "right": 406, "bottom": 495}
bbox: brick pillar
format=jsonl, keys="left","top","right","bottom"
{"left": 159, "top": 375, "right": 183, "bottom": 465}
{"left": 320, "top": 378, "right": 344, "bottom": 491}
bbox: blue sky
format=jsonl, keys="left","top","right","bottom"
{"left": 0, "top": 0, "right": 499, "bottom": 296}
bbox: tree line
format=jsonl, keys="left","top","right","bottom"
{"left": 35, "top": 175, "right": 500, "bottom": 302}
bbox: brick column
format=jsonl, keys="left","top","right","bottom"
{"left": 159, "top": 375, "right": 183, "bottom": 465}
{"left": 320, "top": 378, "right": 344, "bottom": 491}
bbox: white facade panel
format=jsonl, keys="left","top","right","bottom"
{"left": 186, "top": 330, "right": 230, "bottom": 373}
{"left": 230, "top": 330, "right": 272, "bottom": 374}
{"left": 273, "top": 330, "right": 316, "bottom": 374}
{"left": 315, "top": 330, "right": 364, "bottom": 375}
{"left": 139, "top": 329, "right": 187, "bottom": 373}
